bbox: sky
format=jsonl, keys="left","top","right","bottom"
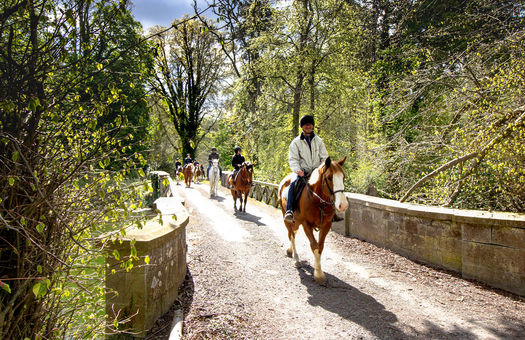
{"left": 130, "top": 0, "right": 213, "bottom": 31}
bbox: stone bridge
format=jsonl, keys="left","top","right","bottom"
{"left": 105, "top": 170, "right": 524, "bottom": 337}
{"left": 222, "top": 171, "right": 524, "bottom": 297}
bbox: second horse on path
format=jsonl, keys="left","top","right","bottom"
{"left": 229, "top": 162, "right": 253, "bottom": 212}
{"left": 209, "top": 159, "right": 220, "bottom": 198}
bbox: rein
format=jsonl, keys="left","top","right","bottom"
{"left": 234, "top": 163, "right": 252, "bottom": 189}
{"left": 305, "top": 172, "right": 342, "bottom": 231}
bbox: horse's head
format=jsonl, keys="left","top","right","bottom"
{"left": 310, "top": 156, "right": 348, "bottom": 212}
{"left": 212, "top": 159, "right": 219, "bottom": 168}
{"left": 243, "top": 162, "right": 254, "bottom": 182}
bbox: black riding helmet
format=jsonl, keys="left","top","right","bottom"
{"left": 234, "top": 146, "right": 242, "bottom": 152}
{"left": 300, "top": 115, "right": 315, "bottom": 127}
{"left": 211, "top": 147, "right": 217, "bottom": 151}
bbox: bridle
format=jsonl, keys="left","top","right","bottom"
{"left": 237, "top": 163, "right": 253, "bottom": 185}
{"left": 305, "top": 168, "right": 344, "bottom": 230}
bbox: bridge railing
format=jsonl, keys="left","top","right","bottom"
{"left": 221, "top": 171, "right": 280, "bottom": 208}
{"left": 221, "top": 170, "right": 524, "bottom": 296}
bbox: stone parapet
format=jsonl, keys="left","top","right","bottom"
{"left": 105, "top": 196, "right": 188, "bottom": 338}
{"left": 345, "top": 193, "right": 525, "bottom": 296}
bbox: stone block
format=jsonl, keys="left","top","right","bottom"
{"left": 439, "top": 220, "right": 461, "bottom": 239}
{"left": 402, "top": 216, "right": 418, "bottom": 234}
{"left": 462, "top": 223, "right": 491, "bottom": 243}
{"left": 492, "top": 226, "right": 525, "bottom": 249}
{"left": 439, "top": 237, "right": 462, "bottom": 271}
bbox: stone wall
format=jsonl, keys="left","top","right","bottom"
{"left": 105, "top": 174, "right": 188, "bottom": 338}
{"left": 344, "top": 193, "right": 525, "bottom": 296}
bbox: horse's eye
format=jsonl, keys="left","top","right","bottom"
{"left": 328, "top": 177, "right": 333, "bottom": 182}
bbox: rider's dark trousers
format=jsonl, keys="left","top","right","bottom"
{"left": 286, "top": 175, "right": 306, "bottom": 212}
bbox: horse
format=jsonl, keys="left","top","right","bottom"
{"left": 183, "top": 163, "right": 194, "bottom": 188}
{"left": 229, "top": 162, "right": 253, "bottom": 212}
{"left": 278, "top": 157, "right": 348, "bottom": 284}
{"left": 209, "top": 159, "right": 220, "bottom": 198}
{"left": 193, "top": 164, "right": 203, "bottom": 184}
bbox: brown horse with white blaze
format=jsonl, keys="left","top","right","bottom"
{"left": 230, "top": 162, "right": 253, "bottom": 212}
{"left": 278, "top": 156, "right": 348, "bottom": 283}
{"left": 183, "top": 163, "right": 194, "bottom": 188}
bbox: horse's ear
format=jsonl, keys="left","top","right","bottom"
{"left": 338, "top": 156, "right": 347, "bottom": 166}
{"left": 325, "top": 157, "right": 331, "bottom": 169}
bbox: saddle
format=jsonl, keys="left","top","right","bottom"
{"left": 291, "top": 175, "right": 308, "bottom": 212}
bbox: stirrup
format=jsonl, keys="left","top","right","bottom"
{"left": 284, "top": 210, "right": 294, "bottom": 223}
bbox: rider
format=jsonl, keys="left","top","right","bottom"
{"left": 174, "top": 158, "right": 182, "bottom": 176}
{"left": 228, "top": 146, "right": 245, "bottom": 188}
{"left": 207, "top": 147, "right": 222, "bottom": 179}
{"left": 284, "top": 115, "right": 328, "bottom": 222}
{"left": 183, "top": 154, "right": 192, "bottom": 168}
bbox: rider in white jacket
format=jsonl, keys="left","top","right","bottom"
{"left": 284, "top": 115, "right": 328, "bottom": 222}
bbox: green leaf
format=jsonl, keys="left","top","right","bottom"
{"left": 37, "top": 265, "right": 43, "bottom": 274}
{"left": 36, "top": 222, "right": 45, "bottom": 233}
{"left": 8, "top": 177, "right": 14, "bottom": 186}
{"left": 32, "top": 282, "right": 47, "bottom": 298}
{"left": 138, "top": 169, "right": 145, "bottom": 177}
{"left": 144, "top": 256, "right": 150, "bottom": 264}
{"left": 113, "top": 249, "right": 120, "bottom": 260}
{"left": 12, "top": 151, "right": 19, "bottom": 163}
{"left": 130, "top": 246, "right": 137, "bottom": 258}
{"left": 0, "top": 280, "right": 11, "bottom": 294}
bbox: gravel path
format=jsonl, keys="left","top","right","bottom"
{"left": 147, "top": 182, "right": 525, "bottom": 339}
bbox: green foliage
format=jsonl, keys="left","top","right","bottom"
{"left": 0, "top": 0, "right": 154, "bottom": 338}
{"left": 209, "top": 0, "right": 524, "bottom": 212}
{"left": 149, "top": 17, "right": 226, "bottom": 160}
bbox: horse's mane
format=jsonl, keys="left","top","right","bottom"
{"left": 308, "top": 157, "right": 342, "bottom": 186}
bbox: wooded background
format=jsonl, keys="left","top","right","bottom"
{"left": 0, "top": 0, "right": 523, "bottom": 338}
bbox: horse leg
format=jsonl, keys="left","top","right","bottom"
{"left": 303, "top": 224, "right": 325, "bottom": 283}
{"left": 239, "top": 193, "right": 243, "bottom": 212}
{"left": 314, "top": 224, "right": 331, "bottom": 284}
{"left": 286, "top": 227, "right": 300, "bottom": 265}
{"left": 232, "top": 190, "right": 238, "bottom": 211}
{"left": 243, "top": 190, "right": 248, "bottom": 212}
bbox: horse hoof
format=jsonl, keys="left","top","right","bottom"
{"left": 294, "top": 261, "right": 302, "bottom": 268}
{"left": 314, "top": 271, "right": 326, "bottom": 284}
{"left": 286, "top": 249, "right": 293, "bottom": 258}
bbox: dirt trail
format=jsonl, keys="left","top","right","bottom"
{"left": 148, "top": 182, "right": 525, "bottom": 339}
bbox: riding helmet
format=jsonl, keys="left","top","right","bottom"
{"left": 211, "top": 147, "right": 217, "bottom": 151}
{"left": 300, "top": 115, "right": 315, "bottom": 127}
{"left": 234, "top": 146, "right": 242, "bottom": 152}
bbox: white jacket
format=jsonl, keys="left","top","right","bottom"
{"left": 288, "top": 133, "right": 328, "bottom": 174}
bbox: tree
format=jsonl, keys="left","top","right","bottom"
{"left": 149, "top": 17, "right": 226, "bottom": 159}
{"left": 0, "top": 0, "right": 154, "bottom": 337}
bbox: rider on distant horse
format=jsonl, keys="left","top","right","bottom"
{"left": 175, "top": 158, "right": 182, "bottom": 171}
{"left": 228, "top": 146, "right": 245, "bottom": 188}
{"left": 207, "top": 147, "right": 222, "bottom": 179}
{"left": 284, "top": 115, "right": 328, "bottom": 222}
{"left": 183, "top": 154, "right": 192, "bottom": 168}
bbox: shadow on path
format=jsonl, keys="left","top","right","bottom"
{"left": 296, "top": 264, "right": 506, "bottom": 340}
{"left": 210, "top": 195, "right": 225, "bottom": 202}
{"left": 233, "top": 211, "right": 266, "bottom": 226}
{"left": 297, "top": 263, "right": 405, "bottom": 339}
